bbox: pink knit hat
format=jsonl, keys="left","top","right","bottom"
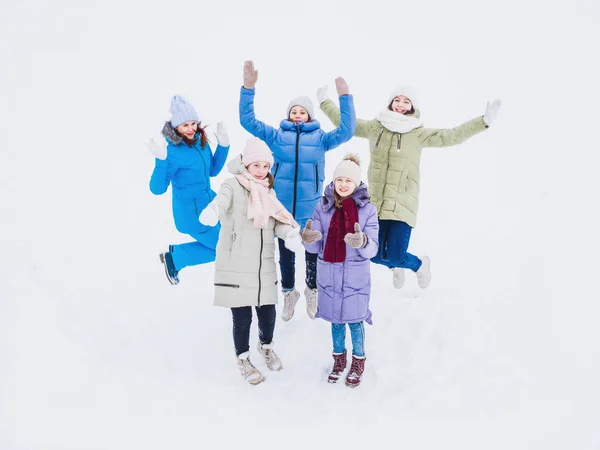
{"left": 242, "top": 138, "right": 274, "bottom": 167}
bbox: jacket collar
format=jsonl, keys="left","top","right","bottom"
{"left": 279, "top": 119, "right": 321, "bottom": 132}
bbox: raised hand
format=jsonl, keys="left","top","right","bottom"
{"left": 335, "top": 77, "right": 349, "bottom": 96}
{"left": 483, "top": 99, "right": 502, "bottom": 126}
{"left": 243, "top": 60, "right": 259, "bottom": 89}
{"left": 300, "top": 219, "right": 323, "bottom": 244}
{"left": 343, "top": 223, "right": 366, "bottom": 248}
{"left": 214, "top": 121, "right": 229, "bottom": 147}
{"left": 146, "top": 138, "right": 167, "bottom": 160}
{"left": 317, "top": 85, "right": 329, "bottom": 105}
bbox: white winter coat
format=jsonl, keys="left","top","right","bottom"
{"left": 213, "top": 155, "right": 295, "bottom": 308}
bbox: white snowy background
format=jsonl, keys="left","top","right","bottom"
{"left": 2, "top": 0, "right": 600, "bottom": 448}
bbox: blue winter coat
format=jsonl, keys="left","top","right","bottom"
{"left": 149, "top": 122, "right": 229, "bottom": 235}
{"left": 303, "top": 183, "right": 379, "bottom": 324}
{"left": 239, "top": 87, "right": 356, "bottom": 228}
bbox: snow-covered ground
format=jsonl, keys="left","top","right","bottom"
{"left": 2, "top": 0, "right": 600, "bottom": 449}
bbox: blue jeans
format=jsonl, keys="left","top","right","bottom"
{"left": 331, "top": 322, "right": 365, "bottom": 357}
{"left": 371, "top": 219, "right": 422, "bottom": 272}
{"left": 277, "top": 238, "right": 317, "bottom": 291}
{"left": 231, "top": 305, "right": 276, "bottom": 356}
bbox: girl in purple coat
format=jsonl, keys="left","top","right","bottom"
{"left": 301, "top": 154, "right": 379, "bottom": 388}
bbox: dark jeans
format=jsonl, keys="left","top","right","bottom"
{"left": 371, "top": 219, "right": 422, "bottom": 272}
{"left": 277, "top": 238, "right": 317, "bottom": 291}
{"left": 231, "top": 304, "right": 276, "bottom": 356}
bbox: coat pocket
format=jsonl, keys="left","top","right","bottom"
{"left": 345, "top": 260, "right": 370, "bottom": 291}
{"left": 316, "top": 258, "right": 333, "bottom": 289}
{"left": 214, "top": 283, "right": 240, "bottom": 288}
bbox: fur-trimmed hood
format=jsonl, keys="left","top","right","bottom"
{"left": 321, "top": 182, "right": 370, "bottom": 212}
{"left": 161, "top": 121, "right": 184, "bottom": 145}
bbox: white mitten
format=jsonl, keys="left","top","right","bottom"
{"left": 284, "top": 228, "right": 304, "bottom": 253}
{"left": 199, "top": 198, "right": 219, "bottom": 226}
{"left": 317, "top": 85, "right": 329, "bottom": 105}
{"left": 483, "top": 99, "right": 502, "bottom": 126}
{"left": 146, "top": 138, "right": 167, "bottom": 160}
{"left": 214, "top": 121, "right": 229, "bottom": 147}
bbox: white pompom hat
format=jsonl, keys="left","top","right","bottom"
{"left": 333, "top": 154, "right": 361, "bottom": 187}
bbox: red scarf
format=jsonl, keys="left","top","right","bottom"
{"left": 323, "top": 198, "right": 359, "bottom": 263}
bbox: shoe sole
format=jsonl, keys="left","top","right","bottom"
{"left": 159, "top": 253, "right": 178, "bottom": 285}
{"left": 418, "top": 257, "right": 431, "bottom": 289}
{"left": 247, "top": 375, "right": 265, "bottom": 385}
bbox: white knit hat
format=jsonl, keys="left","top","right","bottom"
{"left": 387, "top": 85, "right": 418, "bottom": 109}
{"left": 286, "top": 96, "right": 314, "bottom": 120}
{"left": 241, "top": 138, "right": 274, "bottom": 167}
{"left": 333, "top": 154, "right": 361, "bottom": 187}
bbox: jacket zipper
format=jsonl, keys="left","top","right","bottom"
{"left": 273, "top": 162, "right": 280, "bottom": 179}
{"left": 214, "top": 283, "right": 240, "bottom": 288}
{"left": 258, "top": 229, "right": 263, "bottom": 307}
{"left": 196, "top": 144, "right": 212, "bottom": 200}
{"left": 315, "top": 164, "right": 319, "bottom": 193}
{"left": 375, "top": 129, "right": 384, "bottom": 149}
{"left": 292, "top": 131, "right": 300, "bottom": 216}
{"left": 397, "top": 134, "right": 402, "bottom": 152}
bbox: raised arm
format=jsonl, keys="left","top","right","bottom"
{"left": 319, "top": 78, "right": 356, "bottom": 150}
{"left": 239, "top": 61, "right": 277, "bottom": 144}
{"left": 320, "top": 98, "right": 372, "bottom": 139}
{"left": 209, "top": 122, "right": 230, "bottom": 176}
{"left": 418, "top": 116, "right": 488, "bottom": 148}
{"left": 149, "top": 156, "right": 176, "bottom": 195}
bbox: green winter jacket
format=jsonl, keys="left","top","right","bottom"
{"left": 321, "top": 100, "right": 488, "bottom": 227}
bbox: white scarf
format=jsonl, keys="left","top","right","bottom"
{"left": 376, "top": 109, "right": 423, "bottom": 133}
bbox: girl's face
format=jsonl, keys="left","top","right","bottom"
{"left": 289, "top": 106, "right": 309, "bottom": 124}
{"left": 176, "top": 121, "right": 198, "bottom": 139}
{"left": 247, "top": 161, "right": 271, "bottom": 180}
{"left": 390, "top": 96, "right": 413, "bottom": 115}
{"left": 335, "top": 177, "right": 356, "bottom": 198}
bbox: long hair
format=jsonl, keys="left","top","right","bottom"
{"left": 177, "top": 123, "right": 209, "bottom": 147}
{"left": 266, "top": 172, "right": 275, "bottom": 189}
{"left": 333, "top": 189, "right": 345, "bottom": 209}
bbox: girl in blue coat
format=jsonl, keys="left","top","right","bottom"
{"left": 239, "top": 60, "right": 356, "bottom": 321}
{"left": 147, "top": 95, "right": 230, "bottom": 285}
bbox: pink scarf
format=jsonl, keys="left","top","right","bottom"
{"left": 235, "top": 172, "right": 298, "bottom": 229}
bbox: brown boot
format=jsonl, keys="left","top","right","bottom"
{"left": 327, "top": 350, "right": 347, "bottom": 383}
{"left": 345, "top": 355, "right": 366, "bottom": 388}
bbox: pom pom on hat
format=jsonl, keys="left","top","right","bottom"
{"left": 387, "top": 85, "right": 419, "bottom": 108}
{"left": 286, "top": 96, "right": 314, "bottom": 120}
{"left": 242, "top": 138, "right": 275, "bottom": 167}
{"left": 333, "top": 153, "right": 361, "bottom": 186}
{"left": 170, "top": 95, "right": 200, "bottom": 128}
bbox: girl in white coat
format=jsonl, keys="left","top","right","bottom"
{"left": 206, "top": 138, "right": 303, "bottom": 385}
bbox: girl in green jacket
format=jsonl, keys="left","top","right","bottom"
{"left": 318, "top": 85, "right": 501, "bottom": 289}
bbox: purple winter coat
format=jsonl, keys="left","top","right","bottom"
{"left": 303, "top": 182, "right": 379, "bottom": 325}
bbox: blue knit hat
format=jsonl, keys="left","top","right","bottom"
{"left": 170, "top": 95, "right": 200, "bottom": 128}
